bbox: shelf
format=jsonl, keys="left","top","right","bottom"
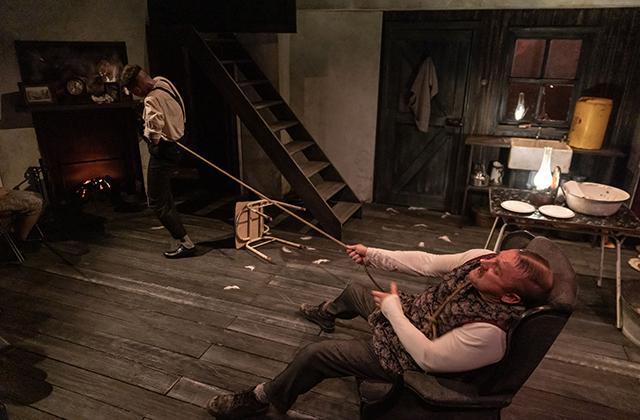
{"left": 19, "top": 100, "right": 139, "bottom": 113}
{"left": 466, "top": 185, "right": 491, "bottom": 192}
{"left": 465, "top": 135, "right": 624, "bottom": 158}
{"left": 465, "top": 135, "right": 511, "bottom": 148}
{"left": 570, "top": 147, "right": 625, "bottom": 158}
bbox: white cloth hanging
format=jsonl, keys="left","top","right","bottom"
{"left": 409, "top": 57, "right": 439, "bottom": 133}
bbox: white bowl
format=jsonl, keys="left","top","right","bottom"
{"left": 562, "top": 182, "right": 630, "bottom": 216}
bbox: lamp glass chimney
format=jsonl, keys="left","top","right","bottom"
{"left": 533, "top": 146, "right": 553, "bottom": 190}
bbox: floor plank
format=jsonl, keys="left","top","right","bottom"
{"left": 1, "top": 203, "right": 639, "bottom": 420}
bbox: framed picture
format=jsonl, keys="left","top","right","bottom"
{"left": 19, "top": 83, "right": 56, "bottom": 105}
{"left": 104, "top": 82, "right": 121, "bottom": 102}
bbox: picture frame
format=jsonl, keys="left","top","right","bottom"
{"left": 104, "top": 82, "right": 121, "bottom": 102}
{"left": 19, "top": 83, "right": 56, "bottom": 105}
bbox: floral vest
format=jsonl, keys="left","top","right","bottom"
{"left": 368, "top": 255, "right": 524, "bottom": 374}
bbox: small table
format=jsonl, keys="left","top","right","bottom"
{"left": 487, "top": 187, "right": 640, "bottom": 328}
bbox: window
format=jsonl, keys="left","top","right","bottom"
{"left": 498, "top": 28, "right": 600, "bottom": 135}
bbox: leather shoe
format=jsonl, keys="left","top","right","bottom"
{"left": 163, "top": 244, "right": 197, "bottom": 259}
{"left": 300, "top": 302, "right": 335, "bottom": 333}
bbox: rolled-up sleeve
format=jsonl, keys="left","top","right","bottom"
{"left": 366, "top": 248, "right": 493, "bottom": 277}
{"left": 143, "top": 96, "right": 164, "bottom": 141}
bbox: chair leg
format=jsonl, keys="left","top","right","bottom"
{"left": 0, "top": 402, "right": 8, "bottom": 420}
{"left": 0, "top": 335, "right": 11, "bottom": 353}
{"left": 0, "top": 225, "right": 24, "bottom": 264}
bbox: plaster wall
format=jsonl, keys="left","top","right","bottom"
{"left": 288, "top": 4, "right": 640, "bottom": 204}
{"left": 0, "top": 0, "right": 148, "bottom": 189}
{"left": 289, "top": 11, "right": 382, "bottom": 202}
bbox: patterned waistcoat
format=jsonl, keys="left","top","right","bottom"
{"left": 368, "top": 256, "right": 524, "bottom": 374}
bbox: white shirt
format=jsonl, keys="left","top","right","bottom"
{"left": 143, "top": 77, "right": 186, "bottom": 142}
{"left": 366, "top": 248, "right": 508, "bottom": 373}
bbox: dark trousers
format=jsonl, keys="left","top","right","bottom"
{"left": 264, "top": 283, "right": 395, "bottom": 413}
{"left": 147, "top": 140, "right": 187, "bottom": 240}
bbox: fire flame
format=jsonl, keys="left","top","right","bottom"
{"left": 76, "top": 177, "right": 112, "bottom": 198}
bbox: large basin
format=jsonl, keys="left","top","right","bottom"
{"left": 562, "top": 181, "right": 630, "bottom": 216}
{"left": 507, "top": 138, "right": 573, "bottom": 173}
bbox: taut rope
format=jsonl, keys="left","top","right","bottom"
{"left": 424, "top": 280, "right": 472, "bottom": 339}
{"left": 175, "top": 142, "right": 385, "bottom": 291}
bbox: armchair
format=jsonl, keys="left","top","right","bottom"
{"left": 357, "top": 232, "right": 578, "bottom": 420}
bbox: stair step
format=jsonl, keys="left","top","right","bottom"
{"left": 269, "top": 120, "right": 298, "bottom": 132}
{"left": 192, "top": 30, "right": 361, "bottom": 238}
{"left": 284, "top": 141, "right": 314, "bottom": 155}
{"left": 220, "top": 59, "right": 253, "bottom": 64}
{"left": 316, "top": 181, "right": 346, "bottom": 201}
{"left": 202, "top": 33, "right": 236, "bottom": 41}
{"left": 253, "top": 100, "right": 284, "bottom": 110}
{"left": 298, "top": 161, "right": 331, "bottom": 177}
{"left": 203, "top": 37, "right": 237, "bottom": 44}
{"left": 237, "top": 79, "right": 269, "bottom": 87}
{"left": 332, "top": 201, "right": 362, "bottom": 224}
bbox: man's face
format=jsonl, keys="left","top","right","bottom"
{"left": 468, "top": 249, "right": 525, "bottom": 304}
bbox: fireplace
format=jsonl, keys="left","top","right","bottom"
{"left": 14, "top": 40, "right": 144, "bottom": 205}
{"left": 31, "top": 105, "right": 144, "bottom": 205}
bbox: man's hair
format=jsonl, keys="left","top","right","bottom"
{"left": 513, "top": 250, "right": 554, "bottom": 307}
{"left": 120, "top": 64, "right": 142, "bottom": 90}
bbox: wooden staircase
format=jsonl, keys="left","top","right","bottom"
{"left": 183, "top": 28, "right": 361, "bottom": 240}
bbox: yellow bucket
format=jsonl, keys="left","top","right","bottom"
{"left": 568, "top": 97, "right": 613, "bottom": 150}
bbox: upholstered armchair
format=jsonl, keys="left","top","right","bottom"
{"left": 357, "top": 232, "right": 578, "bottom": 420}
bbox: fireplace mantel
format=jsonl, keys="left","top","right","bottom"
{"left": 29, "top": 105, "right": 144, "bottom": 205}
{"left": 21, "top": 101, "right": 138, "bottom": 113}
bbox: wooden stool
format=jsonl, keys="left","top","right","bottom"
{"left": 235, "top": 199, "right": 304, "bottom": 262}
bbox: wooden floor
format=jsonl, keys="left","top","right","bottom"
{"left": 1, "top": 202, "right": 640, "bottom": 420}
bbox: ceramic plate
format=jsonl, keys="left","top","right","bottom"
{"left": 500, "top": 200, "right": 535, "bottom": 213}
{"left": 539, "top": 205, "right": 575, "bottom": 219}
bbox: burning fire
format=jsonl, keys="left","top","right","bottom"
{"left": 76, "top": 177, "right": 112, "bottom": 199}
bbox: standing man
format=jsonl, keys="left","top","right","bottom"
{"left": 120, "top": 64, "right": 196, "bottom": 258}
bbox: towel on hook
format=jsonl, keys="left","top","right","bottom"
{"left": 409, "top": 57, "right": 439, "bottom": 132}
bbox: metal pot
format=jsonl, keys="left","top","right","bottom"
{"left": 470, "top": 164, "right": 489, "bottom": 187}
{"left": 562, "top": 182, "right": 630, "bottom": 216}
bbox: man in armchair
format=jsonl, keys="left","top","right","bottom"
{"left": 207, "top": 243, "right": 554, "bottom": 419}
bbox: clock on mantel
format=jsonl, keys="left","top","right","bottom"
{"left": 65, "top": 77, "right": 86, "bottom": 96}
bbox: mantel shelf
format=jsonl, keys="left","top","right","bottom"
{"left": 18, "top": 100, "right": 139, "bottom": 113}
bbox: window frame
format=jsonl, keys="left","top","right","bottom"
{"left": 494, "top": 26, "right": 602, "bottom": 139}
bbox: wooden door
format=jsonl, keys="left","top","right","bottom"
{"left": 375, "top": 22, "right": 476, "bottom": 211}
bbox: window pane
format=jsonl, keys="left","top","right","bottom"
{"left": 545, "top": 39, "right": 582, "bottom": 79}
{"left": 504, "top": 83, "right": 540, "bottom": 122}
{"left": 511, "top": 39, "right": 546, "bottom": 78}
{"left": 538, "top": 84, "right": 573, "bottom": 122}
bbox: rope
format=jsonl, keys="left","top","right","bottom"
{"left": 424, "top": 280, "right": 472, "bottom": 339}
{"left": 175, "top": 142, "right": 385, "bottom": 291}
